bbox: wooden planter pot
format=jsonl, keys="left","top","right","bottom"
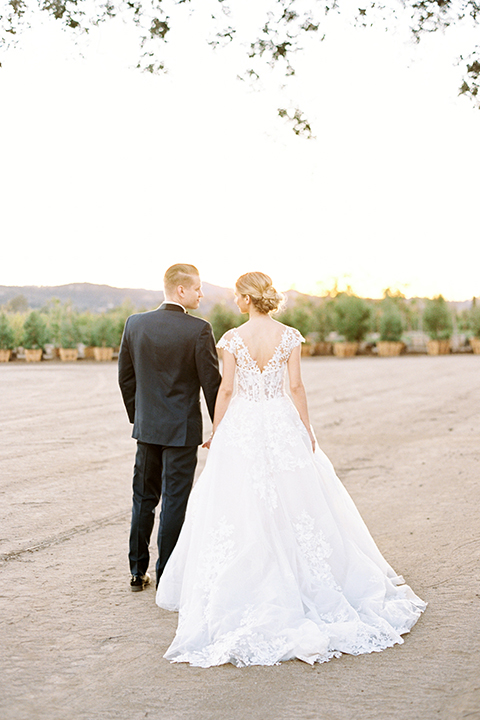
{"left": 377, "top": 341, "right": 404, "bottom": 357}
{"left": 25, "top": 348, "right": 43, "bottom": 362}
{"left": 469, "top": 337, "right": 480, "bottom": 354}
{"left": 59, "top": 348, "right": 78, "bottom": 362}
{"left": 93, "top": 347, "right": 114, "bottom": 361}
{"left": 84, "top": 346, "right": 95, "bottom": 359}
{"left": 311, "top": 342, "right": 333, "bottom": 356}
{"left": 0, "top": 349, "right": 12, "bottom": 362}
{"left": 333, "top": 342, "right": 359, "bottom": 358}
{"left": 427, "top": 340, "right": 451, "bottom": 356}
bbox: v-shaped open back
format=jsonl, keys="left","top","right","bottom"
{"left": 217, "top": 325, "right": 305, "bottom": 402}
{"left": 232, "top": 327, "right": 288, "bottom": 374}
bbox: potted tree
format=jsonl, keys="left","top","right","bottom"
{"left": 468, "top": 305, "right": 480, "bottom": 354}
{"left": 91, "top": 315, "right": 119, "bottom": 361}
{"left": 377, "top": 305, "right": 404, "bottom": 357}
{"left": 208, "top": 302, "right": 246, "bottom": 360}
{"left": 332, "top": 294, "right": 371, "bottom": 357}
{"left": 0, "top": 313, "right": 15, "bottom": 362}
{"left": 277, "top": 299, "right": 314, "bottom": 355}
{"left": 311, "top": 300, "right": 334, "bottom": 355}
{"left": 22, "top": 311, "right": 48, "bottom": 361}
{"left": 58, "top": 314, "right": 82, "bottom": 361}
{"left": 423, "top": 296, "right": 453, "bottom": 355}
{"left": 77, "top": 312, "right": 96, "bottom": 358}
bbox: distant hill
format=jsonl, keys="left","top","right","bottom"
{"left": 0, "top": 282, "right": 474, "bottom": 315}
{"left": 0, "top": 282, "right": 236, "bottom": 314}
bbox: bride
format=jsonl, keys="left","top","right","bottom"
{"left": 156, "top": 272, "right": 426, "bottom": 667}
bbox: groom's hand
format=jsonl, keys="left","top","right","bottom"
{"left": 202, "top": 434, "right": 213, "bottom": 449}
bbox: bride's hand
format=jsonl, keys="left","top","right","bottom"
{"left": 202, "top": 434, "right": 214, "bottom": 449}
{"left": 308, "top": 430, "right": 316, "bottom": 453}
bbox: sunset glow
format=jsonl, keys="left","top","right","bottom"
{"left": 1, "top": 15, "right": 479, "bottom": 301}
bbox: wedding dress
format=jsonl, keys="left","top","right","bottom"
{"left": 156, "top": 325, "right": 426, "bottom": 667}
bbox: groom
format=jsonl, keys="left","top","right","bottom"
{"left": 118, "top": 264, "right": 221, "bottom": 591}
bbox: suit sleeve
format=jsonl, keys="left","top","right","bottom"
{"left": 195, "top": 322, "right": 222, "bottom": 422}
{"left": 118, "top": 318, "right": 136, "bottom": 424}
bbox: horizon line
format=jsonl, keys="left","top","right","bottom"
{"left": 0, "top": 280, "right": 478, "bottom": 304}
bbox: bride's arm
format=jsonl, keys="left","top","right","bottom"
{"left": 287, "top": 345, "right": 316, "bottom": 452}
{"left": 202, "top": 349, "right": 236, "bottom": 449}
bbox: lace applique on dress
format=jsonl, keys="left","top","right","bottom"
{"left": 173, "top": 604, "right": 292, "bottom": 668}
{"left": 217, "top": 326, "right": 304, "bottom": 402}
{"left": 294, "top": 511, "right": 340, "bottom": 591}
{"left": 194, "top": 517, "right": 235, "bottom": 623}
{"left": 217, "top": 326, "right": 309, "bottom": 510}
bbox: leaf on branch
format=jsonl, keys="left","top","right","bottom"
{"left": 273, "top": 41, "right": 291, "bottom": 60}
{"left": 302, "top": 21, "right": 319, "bottom": 32}
{"left": 150, "top": 17, "right": 169, "bottom": 39}
{"left": 278, "top": 107, "right": 315, "bottom": 139}
{"left": 281, "top": 9, "right": 298, "bottom": 23}
{"left": 208, "top": 25, "right": 236, "bottom": 48}
{"left": 467, "top": 59, "right": 480, "bottom": 77}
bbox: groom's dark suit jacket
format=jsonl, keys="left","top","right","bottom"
{"left": 118, "top": 304, "right": 221, "bottom": 446}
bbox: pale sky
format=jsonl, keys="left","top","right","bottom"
{"left": 1, "top": 4, "right": 479, "bottom": 300}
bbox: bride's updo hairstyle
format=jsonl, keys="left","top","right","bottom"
{"left": 235, "top": 272, "right": 285, "bottom": 315}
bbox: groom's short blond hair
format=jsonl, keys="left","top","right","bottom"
{"left": 164, "top": 264, "right": 200, "bottom": 294}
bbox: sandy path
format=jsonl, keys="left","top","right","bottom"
{"left": 1, "top": 356, "right": 479, "bottom": 720}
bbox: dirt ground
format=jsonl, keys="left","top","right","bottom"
{"left": 1, "top": 355, "right": 479, "bottom": 720}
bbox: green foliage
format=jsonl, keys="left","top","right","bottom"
{"left": 332, "top": 294, "right": 371, "bottom": 342}
{"left": 311, "top": 300, "right": 334, "bottom": 342}
{"left": 379, "top": 305, "right": 404, "bottom": 342}
{"left": 76, "top": 312, "right": 96, "bottom": 346}
{"left": 208, "top": 303, "right": 244, "bottom": 342}
{"left": 9, "top": 313, "right": 26, "bottom": 348}
{"left": 0, "top": 313, "right": 15, "bottom": 350}
{"left": 110, "top": 300, "right": 138, "bottom": 347}
{"left": 277, "top": 299, "right": 314, "bottom": 338}
{"left": 469, "top": 306, "right": 480, "bottom": 338}
{"left": 22, "top": 311, "right": 49, "bottom": 350}
{"left": 422, "top": 295, "right": 453, "bottom": 340}
{"left": 43, "top": 298, "right": 66, "bottom": 346}
{"left": 91, "top": 315, "right": 122, "bottom": 347}
{"left": 59, "top": 314, "right": 82, "bottom": 349}
{"left": 402, "top": 298, "right": 421, "bottom": 332}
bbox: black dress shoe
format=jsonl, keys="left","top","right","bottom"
{"left": 130, "top": 573, "right": 151, "bottom": 592}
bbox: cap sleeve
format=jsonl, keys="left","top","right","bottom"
{"left": 216, "top": 329, "right": 238, "bottom": 357}
{"left": 287, "top": 326, "right": 305, "bottom": 347}
{"left": 282, "top": 326, "right": 305, "bottom": 359}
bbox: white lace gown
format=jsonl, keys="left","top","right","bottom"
{"left": 156, "top": 326, "right": 426, "bottom": 667}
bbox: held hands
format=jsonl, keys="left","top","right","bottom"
{"left": 202, "top": 433, "right": 214, "bottom": 449}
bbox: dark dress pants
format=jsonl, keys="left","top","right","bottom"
{"left": 129, "top": 441, "right": 198, "bottom": 586}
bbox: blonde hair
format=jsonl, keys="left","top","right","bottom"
{"left": 164, "top": 264, "right": 200, "bottom": 294}
{"left": 235, "top": 272, "right": 284, "bottom": 315}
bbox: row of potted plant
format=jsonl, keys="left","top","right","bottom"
{"left": 207, "top": 292, "right": 480, "bottom": 358}
{"left": 329, "top": 294, "right": 461, "bottom": 357}
{"left": 2, "top": 294, "right": 480, "bottom": 363}
{"left": 0, "top": 308, "right": 126, "bottom": 362}
{"left": 283, "top": 294, "right": 480, "bottom": 357}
